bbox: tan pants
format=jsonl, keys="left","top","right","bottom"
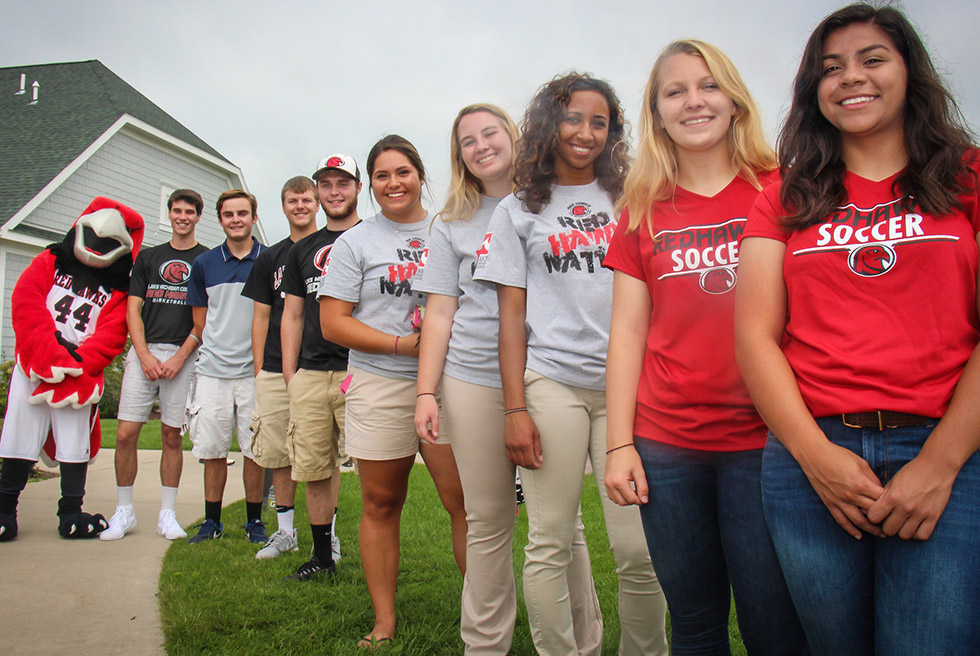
{"left": 521, "top": 370, "right": 668, "bottom": 656}
{"left": 444, "top": 375, "right": 603, "bottom": 655}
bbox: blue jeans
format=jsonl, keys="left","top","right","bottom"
{"left": 635, "top": 438, "right": 808, "bottom": 655}
{"left": 762, "top": 418, "right": 980, "bottom": 656}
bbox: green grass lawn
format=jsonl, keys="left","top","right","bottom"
{"left": 159, "top": 466, "right": 747, "bottom": 655}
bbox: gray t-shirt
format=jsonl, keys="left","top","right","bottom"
{"left": 473, "top": 181, "right": 617, "bottom": 391}
{"left": 413, "top": 196, "right": 503, "bottom": 388}
{"left": 317, "top": 212, "right": 428, "bottom": 380}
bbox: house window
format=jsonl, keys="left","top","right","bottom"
{"left": 158, "top": 184, "right": 177, "bottom": 233}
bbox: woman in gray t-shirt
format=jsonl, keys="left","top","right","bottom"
{"left": 319, "top": 135, "right": 466, "bottom": 648}
{"left": 414, "top": 103, "right": 603, "bottom": 654}
{"left": 474, "top": 74, "right": 668, "bottom": 655}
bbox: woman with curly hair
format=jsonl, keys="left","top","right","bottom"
{"left": 319, "top": 135, "right": 467, "bottom": 648}
{"left": 736, "top": 4, "right": 980, "bottom": 653}
{"left": 603, "top": 39, "right": 807, "bottom": 654}
{"left": 475, "top": 73, "right": 667, "bottom": 656}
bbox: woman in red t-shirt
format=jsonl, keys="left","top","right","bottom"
{"left": 603, "top": 39, "right": 807, "bottom": 654}
{"left": 736, "top": 4, "right": 980, "bottom": 653}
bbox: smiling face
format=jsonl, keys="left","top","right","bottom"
{"left": 217, "top": 196, "right": 257, "bottom": 243}
{"left": 282, "top": 188, "right": 319, "bottom": 230}
{"left": 553, "top": 90, "right": 610, "bottom": 186}
{"left": 656, "top": 53, "right": 736, "bottom": 159}
{"left": 168, "top": 199, "right": 200, "bottom": 237}
{"left": 371, "top": 149, "right": 424, "bottom": 222}
{"left": 316, "top": 171, "right": 360, "bottom": 221}
{"left": 457, "top": 110, "right": 513, "bottom": 190}
{"left": 818, "top": 22, "right": 908, "bottom": 145}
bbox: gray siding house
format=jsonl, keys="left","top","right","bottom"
{"left": 0, "top": 60, "right": 267, "bottom": 360}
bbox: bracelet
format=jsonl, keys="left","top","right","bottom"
{"left": 503, "top": 407, "right": 527, "bottom": 415}
{"left": 188, "top": 333, "right": 201, "bottom": 345}
{"left": 393, "top": 335, "right": 400, "bottom": 356}
{"left": 417, "top": 392, "right": 436, "bottom": 398}
{"left": 605, "top": 443, "right": 635, "bottom": 455}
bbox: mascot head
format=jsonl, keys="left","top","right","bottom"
{"left": 50, "top": 197, "right": 145, "bottom": 294}
{"left": 71, "top": 197, "right": 144, "bottom": 267}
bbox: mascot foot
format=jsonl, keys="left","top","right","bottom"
{"left": 58, "top": 511, "right": 108, "bottom": 539}
{"left": 0, "top": 512, "right": 17, "bottom": 542}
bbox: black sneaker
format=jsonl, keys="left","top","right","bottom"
{"left": 283, "top": 556, "right": 336, "bottom": 582}
{"left": 188, "top": 519, "right": 223, "bottom": 544}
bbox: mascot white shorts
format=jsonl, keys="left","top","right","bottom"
{"left": 0, "top": 365, "right": 93, "bottom": 463}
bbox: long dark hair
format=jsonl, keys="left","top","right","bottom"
{"left": 514, "top": 72, "right": 629, "bottom": 214}
{"left": 779, "top": 3, "right": 975, "bottom": 229}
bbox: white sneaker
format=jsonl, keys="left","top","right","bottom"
{"left": 157, "top": 509, "right": 187, "bottom": 540}
{"left": 99, "top": 505, "right": 137, "bottom": 541}
{"left": 332, "top": 533, "right": 342, "bottom": 563}
{"left": 255, "top": 529, "right": 299, "bottom": 560}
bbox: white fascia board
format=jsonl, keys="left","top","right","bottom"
{"left": 0, "top": 231, "right": 55, "bottom": 249}
{"left": 2, "top": 115, "right": 130, "bottom": 234}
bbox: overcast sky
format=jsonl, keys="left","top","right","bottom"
{"left": 5, "top": 0, "right": 978, "bottom": 243}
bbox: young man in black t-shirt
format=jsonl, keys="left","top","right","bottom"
{"left": 101, "top": 189, "right": 208, "bottom": 541}
{"left": 275, "top": 155, "right": 361, "bottom": 579}
{"left": 242, "top": 176, "right": 320, "bottom": 558}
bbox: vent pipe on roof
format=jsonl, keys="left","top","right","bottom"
{"left": 14, "top": 73, "right": 25, "bottom": 95}
{"left": 29, "top": 80, "right": 39, "bottom": 105}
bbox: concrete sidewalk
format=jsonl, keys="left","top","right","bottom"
{"left": 0, "top": 449, "right": 246, "bottom": 656}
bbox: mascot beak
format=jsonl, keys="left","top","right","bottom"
{"left": 72, "top": 208, "right": 134, "bottom": 268}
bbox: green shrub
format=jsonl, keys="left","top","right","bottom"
{"left": 98, "top": 347, "right": 127, "bottom": 419}
{"left": 0, "top": 359, "right": 13, "bottom": 417}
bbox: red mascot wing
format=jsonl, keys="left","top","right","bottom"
{"left": 29, "top": 290, "right": 128, "bottom": 408}
{"left": 12, "top": 252, "right": 85, "bottom": 383}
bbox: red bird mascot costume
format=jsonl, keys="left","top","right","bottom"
{"left": 0, "top": 197, "right": 143, "bottom": 541}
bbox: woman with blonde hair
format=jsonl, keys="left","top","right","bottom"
{"left": 604, "top": 40, "right": 807, "bottom": 654}
{"left": 412, "top": 103, "right": 525, "bottom": 654}
{"left": 475, "top": 73, "right": 668, "bottom": 656}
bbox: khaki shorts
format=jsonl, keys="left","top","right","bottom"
{"left": 344, "top": 366, "right": 449, "bottom": 461}
{"left": 187, "top": 374, "right": 254, "bottom": 460}
{"left": 250, "top": 370, "right": 290, "bottom": 469}
{"left": 286, "top": 368, "right": 348, "bottom": 481}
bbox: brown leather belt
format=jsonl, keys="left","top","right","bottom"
{"left": 841, "top": 411, "right": 935, "bottom": 430}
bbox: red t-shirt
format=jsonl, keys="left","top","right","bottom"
{"left": 742, "top": 160, "right": 980, "bottom": 418}
{"left": 604, "top": 174, "right": 774, "bottom": 451}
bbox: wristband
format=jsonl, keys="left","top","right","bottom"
{"left": 393, "top": 335, "right": 400, "bottom": 356}
{"left": 188, "top": 333, "right": 201, "bottom": 345}
{"left": 605, "top": 443, "right": 635, "bottom": 455}
{"left": 504, "top": 407, "right": 527, "bottom": 415}
{"left": 417, "top": 392, "right": 436, "bottom": 398}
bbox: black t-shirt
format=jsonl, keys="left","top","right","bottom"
{"left": 242, "top": 237, "right": 293, "bottom": 373}
{"left": 281, "top": 226, "right": 350, "bottom": 371}
{"left": 129, "top": 241, "right": 208, "bottom": 345}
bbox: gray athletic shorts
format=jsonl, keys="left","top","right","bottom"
{"left": 117, "top": 344, "right": 195, "bottom": 427}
